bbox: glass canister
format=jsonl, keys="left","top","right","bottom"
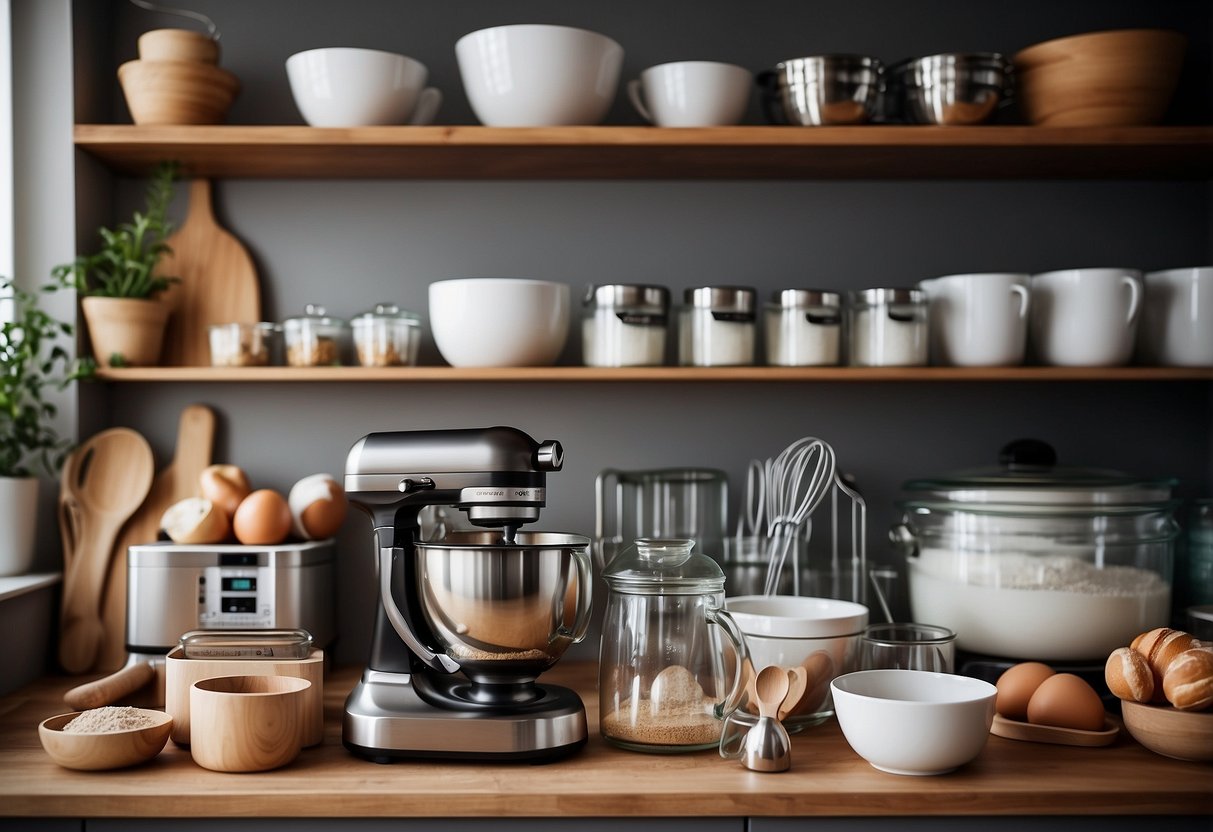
{"left": 207, "top": 322, "right": 277, "bottom": 367}
{"left": 599, "top": 538, "right": 749, "bottom": 753}
{"left": 848, "top": 288, "right": 928, "bottom": 366}
{"left": 1180, "top": 499, "right": 1213, "bottom": 608}
{"left": 351, "top": 303, "right": 421, "bottom": 367}
{"left": 679, "top": 286, "right": 757, "bottom": 366}
{"left": 582, "top": 284, "right": 669, "bottom": 367}
{"left": 282, "top": 304, "right": 349, "bottom": 367}
{"left": 764, "top": 289, "right": 842, "bottom": 366}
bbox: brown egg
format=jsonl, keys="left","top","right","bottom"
{"left": 1026, "top": 673, "right": 1106, "bottom": 731}
{"left": 287, "top": 473, "right": 348, "bottom": 540}
{"left": 199, "top": 464, "right": 252, "bottom": 518}
{"left": 995, "top": 662, "right": 1056, "bottom": 720}
{"left": 232, "top": 489, "right": 292, "bottom": 545}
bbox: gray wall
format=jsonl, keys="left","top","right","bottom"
{"left": 73, "top": 0, "right": 1213, "bottom": 663}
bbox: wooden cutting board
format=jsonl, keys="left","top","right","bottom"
{"left": 158, "top": 179, "right": 261, "bottom": 366}
{"left": 96, "top": 404, "right": 216, "bottom": 672}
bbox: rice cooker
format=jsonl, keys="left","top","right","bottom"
{"left": 890, "top": 439, "right": 1178, "bottom": 662}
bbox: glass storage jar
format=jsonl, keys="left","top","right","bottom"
{"left": 207, "top": 322, "right": 277, "bottom": 367}
{"left": 582, "top": 284, "right": 669, "bottom": 367}
{"left": 1181, "top": 499, "right": 1213, "bottom": 608}
{"left": 282, "top": 304, "right": 349, "bottom": 367}
{"left": 891, "top": 440, "right": 1178, "bottom": 661}
{"left": 679, "top": 286, "right": 757, "bottom": 366}
{"left": 764, "top": 289, "right": 842, "bottom": 366}
{"left": 848, "top": 288, "right": 928, "bottom": 366}
{"left": 351, "top": 303, "right": 421, "bottom": 367}
{"left": 599, "top": 538, "right": 748, "bottom": 753}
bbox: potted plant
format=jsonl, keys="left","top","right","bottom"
{"left": 53, "top": 162, "right": 178, "bottom": 367}
{"left": 0, "top": 274, "right": 92, "bottom": 576}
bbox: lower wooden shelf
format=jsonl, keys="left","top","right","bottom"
{"left": 93, "top": 366, "right": 1213, "bottom": 383}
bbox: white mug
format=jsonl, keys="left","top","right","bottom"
{"left": 286, "top": 47, "right": 442, "bottom": 127}
{"left": 1030, "top": 268, "right": 1142, "bottom": 366}
{"left": 627, "top": 61, "right": 751, "bottom": 127}
{"left": 918, "top": 272, "right": 1030, "bottom": 366}
{"left": 1139, "top": 267, "right": 1213, "bottom": 367}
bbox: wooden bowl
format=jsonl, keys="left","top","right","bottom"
{"left": 1121, "top": 701, "right": 1213, "bottom": 762}
{"left": 137, "top": 29, "right": 219, "bottom": 64}
{"left": 117, "top": 59, "right": 240, "bottom": 125}
{"left": 189, "top": 675, "right": 310, "bottom": 772}
{"left": 39, "top": 710, "right": 173, "bottom": 770}
{"left": 1013, "top": 29, "right": 1186, "bottom": 127}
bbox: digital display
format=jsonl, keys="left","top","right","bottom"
{"left": 222, "top": 577, "right": 256, "bottom": 592}
{"left": 222, "top": 597, "right": 257, "bottom": 613}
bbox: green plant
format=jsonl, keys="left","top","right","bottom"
{"left": 53, "top": 161, "right": 179, "bottom": 299}
{"left": 0, "top": 274, "right": 94, "bottom": 478}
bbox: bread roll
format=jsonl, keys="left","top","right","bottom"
{"left": 1131, "top": 627, "right": 1202, "bottom": 702}
{"left": 1162, "top": 648, "right": 1213, "bottom": 711}
{"left": 1105, "top": 646, "right": 1154, "bottom": 703}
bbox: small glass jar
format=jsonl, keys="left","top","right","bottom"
{"left": 582, "top": 284, "right": 669, "bottom": 367}
{"left": 848, "top": 288, "right": 928, "bottom": 366}
{"left": 351, "top": 303, "right": 421, "bottom": 367}
{"left": 764, "top": 289, "right": 842, "bottom": 366}
{"left": 281, "top": 304, "right": 348, "bottom": 367}
{"left": 1183, "top": 499, "right": 1213, "bottom": 608}
{"left": 679, "top": 286, "right": 757, "bottom": 367}
{"left": 207, "top": 322, "right": 277, "bottom": 367}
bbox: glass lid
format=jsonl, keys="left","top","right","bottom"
{"left": 283, "top": 303, "right": 347, "bottom": 329}
{"left": 903, "top": 439, "right": 1176, "bottom": 505}
{"left": 603, "top": 538, "right": 725, "bottom": 594}
{"left": 351, "top": 302, "right": 421, "bottom": 326}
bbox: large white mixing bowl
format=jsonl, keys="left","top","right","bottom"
{"left": 429, "top": 278, "right": 570, "bottom": 367}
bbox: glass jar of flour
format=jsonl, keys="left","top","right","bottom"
{"left": 764, "top": 289, "right": 842, "bottom": 366}
{"left": 848, "top": 288, "right": 928, "bottom": 366}
{"left": 582, "top": 284, "right": 669, "bottom": 367}
{"left": 679, "top": 286, "right": 757, "bottom": 366}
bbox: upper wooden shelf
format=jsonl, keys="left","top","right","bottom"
{"left": 74, "top": 125, "right": 1213, "bottom": 180}
{"left": 94, "top": 366, "right": 1213, "bottom": 383}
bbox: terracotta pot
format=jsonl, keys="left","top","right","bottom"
{"left": 0, "top": 477, "right": 38, "bottom": 576}
{"left": 81, "top": 297, "right": 170, "bottom": 367}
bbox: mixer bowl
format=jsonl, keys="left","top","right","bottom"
{"left": 415, "top": 532, "right": 592, "bottom": 686}
{"left": 758, "top": 55, "right": 883, "bottom": 126}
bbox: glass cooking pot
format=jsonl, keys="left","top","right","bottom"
{"left": 599, "top": 538, "right": 748, "bottom": 753}
{"left": 890, "top": 439, "right": 1178, "bottom": 662}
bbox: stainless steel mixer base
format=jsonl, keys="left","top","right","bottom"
{"left": 343, "top": 669, "right": 588, "bottom": 763}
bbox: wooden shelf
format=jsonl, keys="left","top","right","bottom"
{"left": 93, "top": 366, "right": 1213, "bottom": 383}
{"left": 74, "top": 125, "right": 1213, "bottom": 180}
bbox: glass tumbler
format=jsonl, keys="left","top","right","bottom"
{"left": 861, "top": 622, "right": 956, "bottom": 672}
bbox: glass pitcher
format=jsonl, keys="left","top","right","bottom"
{"left": 599, "top": 538, "right": 748, "bottom": 753}
{"left": 594, "top": 468, "right": 728, "bottom": 569}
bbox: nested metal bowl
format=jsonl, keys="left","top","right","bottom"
{"left": 887, "top": 53, "right": 1012, "bottom": 125}
{"left": 415, "top": 531, "right": 592, "bottom": 685}
{"left": 758, "top": 55, "right": 883, "bottom": 125}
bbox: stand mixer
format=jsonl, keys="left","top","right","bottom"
{"left": 342, "top": 426, "right": 593, "bottom": 762}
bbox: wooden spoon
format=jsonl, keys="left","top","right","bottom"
{"left": 58, "top": 429, "right": 154, "bottom": 674}
{"left": 57, "top": 450, "right": 83, "bottom": 575}
{"left": 753, "top": 664, "right": 791, "bottom": 720}
{"left": 779, "top": 666, "right": 809, "bottom": 721}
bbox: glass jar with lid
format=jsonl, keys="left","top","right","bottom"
{"left": 764, "top": 289, "right": 842, "bottom": 366}
{"left": 351, "top": 303, "right": 421, "bottom": 367}
{"left": 891, "top": 439, "right": 1178, "bottom": 661}
{"left": 582, "top": 284, "right": 669, "bottom": 367}
{"left": 679, "top": 286, "right": 757, "bottom": 366}
{"left": 207, "top": 322, "right": 277, "bottom": 367}
{"left": 281, "top": 304, "right": 349, "bottom": 367}
{"left": 599, "top": 538, "right": 748, "bottom": 753}
{"left": 848, "top": 288, "right": 928, "bottom": 366}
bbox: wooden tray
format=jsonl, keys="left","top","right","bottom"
{"left": 990, "top": 714, "right": 1119, "bottom": 747}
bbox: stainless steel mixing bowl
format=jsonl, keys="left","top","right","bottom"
{"left": 415, "top": 531, "right": 592, "bottom": 686}
{"left": 887, "top": 53, "right": 1012, "bottom": 125}
{"left": 758, "top": 55, "right": 884, "bottom": 125}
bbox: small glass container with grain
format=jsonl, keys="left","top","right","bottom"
{"left": 350, "top": 303, "right": 421, "bottom": 367}
{"left": 207, "top": 322, "right": 277, "bottom": 367}
{"left": 281, "top": 304, "right": 349, "bottom": 367}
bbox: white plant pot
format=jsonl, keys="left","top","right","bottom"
{"left": 0, "top": 476, "right": 38, "bottom": 576}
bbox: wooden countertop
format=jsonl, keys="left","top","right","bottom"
{"left": 1, "top": 662, "right": 1209, "bottom": 819}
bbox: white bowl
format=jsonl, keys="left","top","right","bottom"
{"left": 286, "top": 47, "right": 441, "bottom": 127}
{"left": 428, "top": 278, "right": 570, "bottom": 367}
{"left": 455, "top": 24, "right": 624, "bottom": 126}
{"left": 725, "top": 595, "right": 869, "bottom": 638}
{"left": 831, "top": 669, "right": 996, "bottom": 776}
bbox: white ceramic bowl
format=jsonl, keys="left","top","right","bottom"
{"left": 428, "top": 278, "right": 570, "bottom": 367}
{"left": 455, "top": 24, "right": 624, "bottom": 126}
{"left": 831, "top": 669, "right": 996, "bottom": 775}
{"left": 286, "top": 47, "right": 441, "bottom": 127}
{"left": 725, "top": 595, "right": 869, "bottom": 637}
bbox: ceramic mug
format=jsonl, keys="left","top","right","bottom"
{"left": 1029, "top": 268, "right": 1142, "bottom": 366}
{"left": 918, "top": 272, "right": 1030, "bottom": 366}
{"left": 286, "top": 47, "right": 442, "bottom": 127}
{"left": 1138, "top": 267, "right": 1213, "bottom": 367}
{"left": 627, "top": 61, "right": 752, "bottom": 127}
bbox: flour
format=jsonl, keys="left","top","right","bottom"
{"left": 851, "top": 309, "right": 927, "bottom": 366}
{"left": 62, "top": 706, "right": 159, "bottom": 734}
